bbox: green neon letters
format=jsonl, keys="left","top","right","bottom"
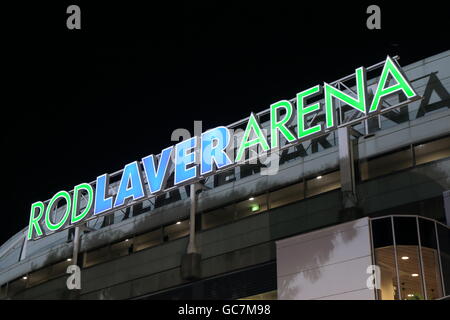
{"left": 45, "top": 191, "right": 72, "bottom": 232}
{"left": 369, "top": 56, "right": 418, "bottom": 113}
{"left": 28, "top": 56, "right": 418, "bottom": 240}
{"left": 270, "top": 100, "right": 296, "bottom": 149}
{"left": 235, "top": 113, "right": 270, "bottom": 162}
{"left": 297, "top": 85, "right": 323, "bottom": 139}
{"left": 71, "top": 183, "right": 94, "bottom": 224}
{"left": 28, "top": 202, "right": 45, "bottom": 240}
{"left": 324, "top": 66, "right": 368, "bottom": 128}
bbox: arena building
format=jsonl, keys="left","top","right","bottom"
{"left": 0, "top": 50, "right": 449, "bottom": 300}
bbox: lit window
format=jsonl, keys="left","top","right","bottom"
{"left": 133, "top": 229, "right": 162, "bottom": 252}
{"left": 235, "top": 194, "right": 268, "bottom": 219}
{"left": 202, "top": 204, "right": 235, "bottom": 230}
{"left": 306, "top": 171, "right": 340, "bottom": 197}
{"left": 414, "top": 136, "right": 450, "bottom": 165}
{"left": 164, "top": 220, "right": 189, "bottom": 241}
{"left": 269, "top": 182, "right": 304, "bottom": 209}
{"left": 360, "top": 148, "right": 413, "bottom": 181}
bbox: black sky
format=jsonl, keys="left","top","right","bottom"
{"left": 1, "top": 2, "right": 448, "bottom": 245}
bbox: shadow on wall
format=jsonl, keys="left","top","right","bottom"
{"left": 277, "top": 219, "right": 359, "bottom": 299}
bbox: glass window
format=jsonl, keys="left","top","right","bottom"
{"left": 269, "top": 182, "right": 304, "bottom": 209}
{"left": 418, "top": 218, "right": 443, "bottom": 299}
{"left": 240, "top": 163, "right": 262, "bottom": 179}
{"left": 421, "top": 246, "right": 444, "bottom": 299}
{"left": 202, "top": 204, "right": 235, "bottom": 230}
{"left": 164, "top": 220, "right": 189, "bottom": 241}
{"left": 214, "top": 170, "right": 236, "bottom": 187}
{"left": 133, "top": 229, "right": 162, "bottom": 252}
{"left": 419, "top": 219, "right": 438, "bottom": 249}
{"left": 373, "top": 217, "right": 448, "bottom": 300}
{"left": 372, "top": 218, "right": 400, "bottom": 300}
{"left": 84, "top": 246, "right": 111, "bottom": 268}
{"left": 437, "top": 224, "right": 450, "bottom": 296}
{"left": 372, "top": 218, "right": 394, "bottom": 248}
{"left": 28, "top": 266, "right": 52, "bottom": 287}
{"left": 395, "top": 244, "right": 425, "bottom": 300}
{"left": 235, "top": 194, "right": 268, "bottom": 220}
{"left": 110, "top": 238, "right": 133, "bottom": 259}
{"left": 375, "top": 246, "right": 400, "bottom": 300}
{"left": 306, "top": 170, "right": 340, "bottom": 198}
{"left": 27, "top": 259, "right": 72, "bottom": 287}
{"left": 414, "top": 136, "right": 450, "bottom": 165}
{"left": 360, "top": 148, "right": 412, "bottom": 181}
{"left": 7, "top": 278, "right": 27, "bottom": 296}
{"left": 0, "top": 283, "right": 7, "bottom": 299}
{"left": 394, "top": 217, "right": 424, "bottom": 300}
{"left": 100, "top": 214, "right": 115, "bottom": 228}
{"left": 53, "top": 259, "right": 71, "bottom": 276}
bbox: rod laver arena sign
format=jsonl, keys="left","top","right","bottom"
{"left": 28, "top": 56, "right": 420, "bottom": 240}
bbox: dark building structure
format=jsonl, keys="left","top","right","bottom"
{"left": 1, "top": 50, "right": 449, "bottom": 300}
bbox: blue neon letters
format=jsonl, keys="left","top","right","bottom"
{"left": 114, "top": 161, "right": 146, "bottom": 207}
{"left": 142, "top": 146, "right": 173, "bottom": 194}
{"left": 201, "top": 126, "right": 232, "bottom": 175}
{"left": 94, "top": 174, "right": 113, "bottom": 215}
{"left": 174, "top": 136, "right": 198, "bottom": 185}
{"left": 27, "top": 56, "right": 419, "bottom": 240}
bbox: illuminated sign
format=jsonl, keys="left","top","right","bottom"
{"left": 27, "top": 56, "right": 420, "bottom": 240}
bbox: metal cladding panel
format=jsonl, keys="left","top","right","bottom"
{"left": 276, "top": 217, "right": 375, "bottom": 300}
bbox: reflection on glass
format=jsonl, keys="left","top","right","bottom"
{"left": 421, "top": 247, "right": 443, "bottom": 299}
{"left": 372, "top": 217, "right": 449, "bottom": 300}
{"left": 394, "top": 217, "right": 424, "bottom": 300}
{"left": 372, "top": 218, "right": 394, "bottom": 248}
{"left": 372, "top": 218, "right": 399, "bottom": 300}
{"left": 419, "top": 219, "right": 444, "bottom": 299}
{"left": 396, "top": 245, "right": 424, "bottom": 300}
{"left": 414, "top": 136, "right": 450, "bottom": 165}
{"left": 133, "top": 229, "right": 162, "bottom": 252}
{"left": 375, "top": 246, "right": 399, "bottom": 300}
{"left": 306, "top": 171, "right": 340, "bottom": 197}
{"left": 360, "top": 148, "right": 412, "bottom": 181}
{"left": 235, "top": 194, "right": 268, "bottom": 220}
{"left": 269, "top": 182, "right": 304, "bottom": 209}
{"left": 164, "top": 220, "right": 189, "bottom": 241}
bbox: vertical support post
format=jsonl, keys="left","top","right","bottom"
{"left": 416, "top": 217, "right": 428, "bottom": 299}
{"left": 443, "top": 190, "right": 450, "bottom": 226}
{"left": 20, "top": 232, "right": 28, "bottom": 261}
{"left": 72, "top": 226, "right": 80, "bottom": 265}
{"left": 338, "top": 126, "right": 357, "bottom": 208}
{"left": 181, "top": 183, "right": 201, "bottom": 280}
{"left": 187, "top": 183, "right": 197, "bottom": 254}
{"left": 391, "top": 216, "right": 402, "bottom": 300}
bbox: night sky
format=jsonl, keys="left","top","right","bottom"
{"left": 1, "top": 2, "right": 448, "bottom": 245}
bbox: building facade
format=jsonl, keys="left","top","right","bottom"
{"left": 1, "top": 50, "right": 449, "bottom": 300}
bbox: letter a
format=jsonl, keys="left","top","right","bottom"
{"left": 66, "top": 5, "right": 81, "bottom": 30}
